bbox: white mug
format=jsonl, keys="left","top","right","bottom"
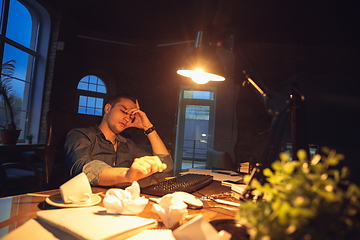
{"left": 60, "top": 172, "right": 92, "bottom": 204}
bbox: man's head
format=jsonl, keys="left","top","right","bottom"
{"left": 101, "top": 94, "right": 138, "bottom": 135}
{"left": 108, "top": 94, "right": 137, "bottom": 108}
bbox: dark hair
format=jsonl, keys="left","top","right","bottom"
{"left": 108, "top": 94, "right": 137, "bottom": 107}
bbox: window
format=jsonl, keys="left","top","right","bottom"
{"left": 174, "top": 86, "right": 216, "bottom": 171}
{"left": 77, "top": 75, "right": 107, "bottom": 116}
{"left": 0, "top": 0, "right": 50, "bottom": 142}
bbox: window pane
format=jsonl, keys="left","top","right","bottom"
{"left": 79, "top": 95, "right": 87, "bottom": 106}
{"left": 87, "top": 97, "right": 95, "bottom": 107}
{"left": 95, "top": 109, "right": 102, "bottom": 116}
{"left": 3, "top": 44, "right": 29, "bottom": 81}
{"left": 78, "top": 82, "right": 88, "bottom": 91}
{"left": 78, "top": 95, "right": 104, "bottom": 116}
{"left": 95, "top": 98, "right": 103, "bottom": 108}
{"left": 1, "top": 45, "right": 30, "bottom": 127}
{"left": 78, "top": 107, "right": 86, "bottom": 114}
{"left": 86, "top": 108, "right": 94, "bottom": 115}
{"left": 77, "top": 75, "right": 106, "bottom": 116}
{"left": 182, "top": 105, "right": 210, "bottom": 160}
{"left": 6, "top": 0, "right": 32, "bottom": 49}
{"left": 97, "top": 85, "right": 106, "bottom": 93}
{"left": 80, "top": 76, "right": 89, "bottom": 83}
{"left": 77, "top": 75, "right": 107, "bottom": 93}
{"left": 88, "top": 83, "right": 97, "bottom": 92}
{"left": 7, "top": 80, "right": 25, "bottom": 111}
{"left": 89, "top": 75, "right": 97, "bottom": 84}
{"left": 13, "top": 109, "right": 26, "bottom": 131}
{"left": 185, "top": 105, "right": 210, "bottom": 120}
{"left": 183, "top": 90, "right": 214, "bottom": 100}
{"left": 0, "top": 0, "right": 3, "bottom": 24}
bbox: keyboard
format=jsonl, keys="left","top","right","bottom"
{"left": 141, "top": 173, "right": 213, "bottom": 196}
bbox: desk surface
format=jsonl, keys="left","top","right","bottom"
{"left": 0, "top": 180, "right": 241, "bottom": 238}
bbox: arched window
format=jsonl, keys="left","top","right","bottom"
{"left": 77, "top": 75, "right": 107, "bottom": 116}
{"left": 0, "top": 0, "right": 50, "bottom": 143}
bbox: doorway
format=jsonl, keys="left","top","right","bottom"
{"left": 174, "top": 86, "right": 216, "bottom": 171}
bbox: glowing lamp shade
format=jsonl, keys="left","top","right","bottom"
{"left": 177, "top": 69, "right": 225, "bottom": 84}
{"left": 177, "top": 46, "right": 225, "bottom": 84}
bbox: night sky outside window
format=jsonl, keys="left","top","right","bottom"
{"left": 77, "top": 75, "right": 107, "bottom": 116}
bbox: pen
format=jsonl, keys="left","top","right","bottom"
{"left": 212, "top": 170, "right": 240, "bottom": 176}
{"left": 214, "top": 199, "right": 240, "bottom": 207}
{"left": 165, "top": 177, "right": 176, "bottom": 180}
{"left": 27, "top": 193, "right": 50, "bottom": 197}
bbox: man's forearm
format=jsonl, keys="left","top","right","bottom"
{"left": 98, "top": 167, "right": 129, "bottom": 186}
{"left": 147, "top": 130, "right": 169, "bottom": 155}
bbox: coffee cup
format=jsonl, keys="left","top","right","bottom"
{"left": 60, "top": 172, "right": 92, "bottom": 204}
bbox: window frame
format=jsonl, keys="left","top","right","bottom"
{"left": 0, "top": 0, "right": 50, "bottom": 143}
{"left": 76, "top": 74, "right": 108, "bottom": 116}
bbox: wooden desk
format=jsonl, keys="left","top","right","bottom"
{"left": 0, "top": 180, "right": 241, "bottom": 238}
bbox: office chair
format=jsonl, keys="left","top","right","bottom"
{"left": 206, "top": 147, "right": 235, "bottom": 170}
{"left": 44, "top": 109, "right": 102, "bottom": 190}
{"left": 0, "top": 157, "right": 42, "bottom": 197}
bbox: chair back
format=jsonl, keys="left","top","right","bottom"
{"left": 206, "top": 147, "right": 235, "bottom": 170}
{"left": 44, "top": 109, "right": 102, "bottom": 189}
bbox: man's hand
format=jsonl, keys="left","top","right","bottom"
{"left": 125, "top": 156, "right": 167, "bottom": 182}
{"left": 127, "top": 100, "right": 153, "bottom": 130}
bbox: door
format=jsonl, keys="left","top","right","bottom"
{"left": 174, "top": 86, "right": 216, "bottom": 171}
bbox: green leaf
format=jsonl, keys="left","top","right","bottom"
{"left": 263, "top": 168, "right": 273, "bottom": 177}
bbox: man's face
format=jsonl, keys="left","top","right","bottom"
{"left": 104, "top": 98, "right": 137, "bottom": 135}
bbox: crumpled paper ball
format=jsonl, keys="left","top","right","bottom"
{"left": 151, "top": 193, "right": 188, "bottom": 228}
{"left": 103, "top": 181, "right": 148, "bottom": 215}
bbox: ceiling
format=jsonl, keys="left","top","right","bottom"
{"left": 49, "top": 0, "right": 359, "bottom": 46}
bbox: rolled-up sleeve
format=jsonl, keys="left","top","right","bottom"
{"left": 155, "top": 154, "right": 174, "bottom": 172}
{"left": 64, "top": 130, "right": 95, "bottom": 176}
{"left": 83, "top": 160, "right": 111, "bottom": 185}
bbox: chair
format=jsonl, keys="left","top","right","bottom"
{"left": 206, "top": 147, "right": 235, "bottom": 170}
{"left": 44, "top": 109, "right": 102, "bottom": 190}
{"left": 0, "top": 158, "right": 42, "bottom": 197}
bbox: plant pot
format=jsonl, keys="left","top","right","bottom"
{"left": 0, "top": 129, "right": 21, "bottom": 145}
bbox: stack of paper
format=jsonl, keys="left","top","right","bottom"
{"left": 2, "top": 206, "right": 157, "bottom": 240}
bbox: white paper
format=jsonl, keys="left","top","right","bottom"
{"left": 151, "top": 193, "right": 188, "bottom": 228}
{"left": 103, "top": 181, "right": 148, "bottom": 215}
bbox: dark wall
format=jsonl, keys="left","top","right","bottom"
{"left": 43, "top": 4, "right": 360, "bottom": 181}
{"left": 233, "top": 43, "right": 360, "bottom": 182}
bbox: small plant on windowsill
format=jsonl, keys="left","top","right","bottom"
{"left": 25, "top": 134, "right": 33, "bottom": 144}
{"left": 236, "top": 148, "right": 360, "bottom": 240}
{"left": 0, "top": 60, "right": 21, "bottom": 144}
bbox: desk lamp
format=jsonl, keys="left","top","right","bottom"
{"left": 177, "top": 31, "right": 225, "bottom": 84}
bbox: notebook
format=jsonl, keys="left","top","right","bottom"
{"left": 126, "top": 229, "right": 175, "bottom": 240}
{"left": 36, "top": 206, "right": 157, "bottom": 240}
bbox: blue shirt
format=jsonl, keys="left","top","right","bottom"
{"left": 64, "top": 125, "right": 174, "bottom": 185}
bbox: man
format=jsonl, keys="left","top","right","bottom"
{"left": 64, "top": 94, "right": 173, "bottom": 186}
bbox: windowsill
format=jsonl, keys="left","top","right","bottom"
{"left": 0, "top": 143, "right": 45, "bottom": 153}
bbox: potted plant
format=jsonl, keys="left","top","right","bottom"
{"left": 0, "top": 60, "right": 21, "bottom": 145}
{"left": 236, "top": 148, "right": 360, "bottom": 240}
{"left": 25, "top": 134, "right": 33, "bottom": 144}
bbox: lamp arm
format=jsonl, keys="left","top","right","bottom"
{"left": 233, "top": 40, "right": 271, "bottom": 99}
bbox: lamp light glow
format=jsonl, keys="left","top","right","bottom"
{"left": 177, "top": 69, "right": 225, "bottom": 84}
{"left": 177, "top": 31, "right": 226, "bottom": 84}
